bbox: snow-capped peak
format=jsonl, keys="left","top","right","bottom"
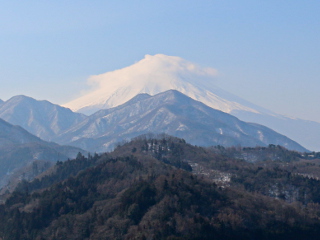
{"left": 63, "top": 54, "right": 259, "bottom": 115}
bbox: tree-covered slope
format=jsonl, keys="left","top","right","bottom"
{"left": 1, "top": 136, "right": 320, "bottom": 239}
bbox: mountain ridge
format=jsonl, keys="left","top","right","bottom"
{"left": 57, "top": 90, "right": 307, "bottom": 153}
{"left": 0, "top": 91, "right": 309, "bottom": 153}
{"left": 0, "top": 95, "right": 86, "bottom": 142}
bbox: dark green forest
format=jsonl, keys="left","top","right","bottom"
{"left": 1, "top": 135, "right": 320, "bottom": 239}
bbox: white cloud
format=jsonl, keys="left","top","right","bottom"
{"left": 87, "top": 54, "right": 218, "bottom": 89}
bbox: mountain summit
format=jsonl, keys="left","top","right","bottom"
{"left": 64, "top": 54, "right": 258, "bottom": 115}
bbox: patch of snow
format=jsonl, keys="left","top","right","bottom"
{"left": 176, "top": 123, "right": 189, "bottom": 131}
{"left": 257, "top": 130, "right": 264, "bottom": 141}
{"left": 216, "top": 128, "right": 223, "bottom": 135}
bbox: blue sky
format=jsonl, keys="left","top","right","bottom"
{"left": 0, "top": 1, "right": 319, "bottom": 122}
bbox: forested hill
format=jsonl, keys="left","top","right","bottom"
{"left": 1, "top": 136, "right": 320, "bottom": 239}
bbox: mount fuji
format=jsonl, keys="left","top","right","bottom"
{"left": 65, "top": 54, "right": 261, "bottom": 116}
{"left": 64, "top": 54, "right": 320, "bottom": 151}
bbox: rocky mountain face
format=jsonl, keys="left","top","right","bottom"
{"left": 0, "top": 118, "right": 85, "bottom": 188}
{"left": 63, "top": 54, "right": 320, "bottom": 151}
{"left": 57, "top": 90, "right": 307, "bottom": 153}
{"left": 0, "top": 95, "right": 86, "bottom": 142}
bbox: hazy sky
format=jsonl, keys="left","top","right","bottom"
{"left": 0, "top": 1, "right": 319, "bottom": 122}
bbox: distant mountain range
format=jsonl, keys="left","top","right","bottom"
{"left": 63, "top": 54, "right": 320, "bottom": 151}
{"left": 0, "top": 90, "right": 306, "bottom": 153}
{"left": 0, "top": 55, "right": 316, "bottom": 153}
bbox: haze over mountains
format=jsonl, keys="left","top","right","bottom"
{"left": 0, "top": 118, "right": 85, "bottom": 188}
{"left": 64, "top": 54, "right": 320, "bottom": 151}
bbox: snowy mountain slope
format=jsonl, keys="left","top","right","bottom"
{"left": 63, "top": 54, "right": 320, "bottom": 151}
{"left": 0, "top": 95, "right": 86, "bottom": 141}
{"left": 58, "top": 90, "right": 307, "bottom": 153}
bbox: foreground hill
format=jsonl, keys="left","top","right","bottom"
{"left": 57, "top": 90, "right": 307, "bottom": 152}
{"left": 2, "top": 136, "right": 320, "bottom": 239}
